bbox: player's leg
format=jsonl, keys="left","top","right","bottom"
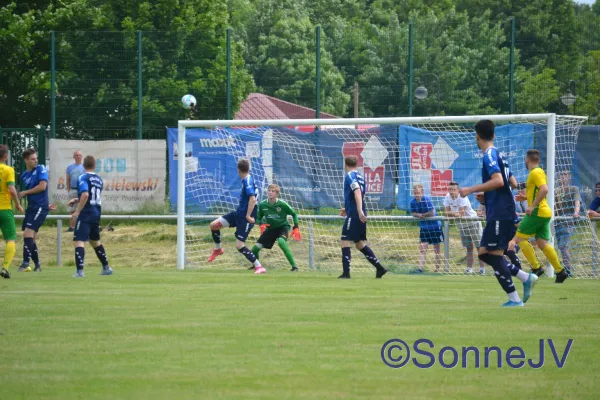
{"left": 514, "top": 215, "right": 543, "bottom": 274}
{"left": 464, "top": 234, "right": 475, "bottom": 273}
{"left": 555, "top": 223, "right": 573, "bottom": 272}
{"left": 233, "top": 216, "right": 263, "bottom": 273}
{"left": 275, "top": 227, "right": 298, "bottom": 271}
{"left": 355, "top": 224, "right": 388, "bottom": 278}
{"left": 536, "top": 236, "right": 569, "bottom": 283}
{"left": 339, "top": 216, "right": 356, "bottom": 278}
{"left": 0, "top": 211, "right": 17, "bottom": 278}
{"left": 72, "top": 218, "right": 89, "bottom": 277}
{"left": 478, "top": 221, "right": 524, "bottom": 306}
{"left": 250, "top": 228, "right": 276, "bottom": 269}
{"left": 90, "top": 223, "right": 112, "bottom": 275}
{"left": 208, "top": 213, "right": 233, "bottom": 262}
{"left": 433, "top": 243, "right": 442, "bottom": 272}
{"left": 67, "top": 189, "right": 78, "bottom": 232}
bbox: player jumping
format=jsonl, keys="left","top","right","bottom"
{"left": 207, "top": 158, "right": 265, "bottom": 274}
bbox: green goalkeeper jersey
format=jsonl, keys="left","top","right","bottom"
{"left": 257, "top": 199, "right": 299, "bottom": 230}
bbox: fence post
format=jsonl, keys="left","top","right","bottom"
{"left": 308, "top": 220, "right": 315, "bottom": 269}
{"left": 51, "top": 31, "right": 56, "bottom": 139}
{"left": 137, "top": 31, "right": 143, "bottom": 139}
{"left": 443, "top": 220, "right": 450, "bottom": 272}
{"left": 56, "top": 220, "right": 63, "bottom": 267}
{"left": 408, "top": 22, "right": 414, "bottom": 116}
{"left": 226, "top": 28, "right": 232, "bottom": 120}
{"left": 315, "top": 26, "right": 321, "bottom": 120}
{"left": 509, "top": 17, "right": 516, "bottom": 114}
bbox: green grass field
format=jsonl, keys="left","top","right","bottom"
{"left": 1, "top": 266, "right": 600, "bottom": 399}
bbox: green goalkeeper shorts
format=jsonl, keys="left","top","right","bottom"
{"left": 0, "top": 209, "right": 17, "bottom": 241}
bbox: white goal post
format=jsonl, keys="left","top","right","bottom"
{"left": 176, "top": 114, "right": 595, "bottom": 277}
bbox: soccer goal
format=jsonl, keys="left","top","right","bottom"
{"left": 175, "top": 114, "right": 597, "bottom": 278}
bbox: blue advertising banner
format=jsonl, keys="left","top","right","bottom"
{"left": 167, "top": 126, "right": 399, "bottom": 211}
{"left": 397, "top": 124, "right": 534, "bottom": 210}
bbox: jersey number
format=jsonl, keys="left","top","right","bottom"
{"left": 90, "top": 187, "right": 102, "bottom": 206}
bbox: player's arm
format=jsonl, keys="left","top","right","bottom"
{"left": 285, "top": 202, "right": 300, "bottom": 228}
{"left": 588, "top": 198, "right": 600, "bottom": 218}
{"left": 8, "top": 184, "right": 24, "bottom": 213}
{"left": 527, "top": 170, "right": 548, "bottom": 213}
{"left": 353, "top": 188, "right": 366, "bottom": 222}
{"left": 66, "top": 166, "right": 71, "bottom": 191}
{"left": 410, "top": 201, "right": 422, "bottom": 218}
{"left": 19, "top": 180, "right": 47, "bottom": 197}
{"left": 574, "top": 188, "right": 581, "bottom": 217}
{"left": 421, "top": 199, "right": 435, "bottom": 217}
{"left": 508, "top": 174, "right": 518, "bottom": 189}
{"left": 73, "top": 191, "right": 88, "bottom": 218}
{"left": 463, "top": 172, "right": 504, "bottom": 197}
{"left": 246, "top": 195, "right": 256, "bottom": 223}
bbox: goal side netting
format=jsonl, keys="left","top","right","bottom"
{"left": 173, "top": 114, "right": 597, "bottom": 278}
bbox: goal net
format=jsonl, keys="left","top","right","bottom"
{"left": 173, "top": 114, "right": 597, "bottom": 278}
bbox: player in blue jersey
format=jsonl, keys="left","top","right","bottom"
{"left": 68, "top": 155, "right": 112, "bottom": 277}
{"left": 460, "top": 120, "right": 537, "bottom": 307}
{"left": 339, "top": 155, "right": 388, "bottom": 279}
{"left": 207, "top": 158, "right": 265, "bottom": 274}
{"left": 17, "top": 148, "right": 53, "bottom": 272}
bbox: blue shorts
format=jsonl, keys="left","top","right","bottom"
{"left": 341, "top": 216, "right": 367, "bottom": 242}
{"left": 73, "top": 218, "right": 101, "bottom": 242}
{"left": 221, "top": 211, "right": 255, "bottom": 242}
{"left": 480, "top": 220, "right": 514, "bottom": 251}
{"left": 420, "top": 228, "right": 444, "bottom": 245}
{"left": 22, "top": 207, "right": 49, "bottom": 232}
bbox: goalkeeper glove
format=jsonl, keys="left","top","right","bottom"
{"left": 290, "top": 225, "right": 301, "bottom": 241}
{"left": 260, "top": 224, "right": 269, "bottom": 234}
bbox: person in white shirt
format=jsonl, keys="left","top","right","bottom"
{"left": 444, "top": 181, "right": 485, "bottom": 274}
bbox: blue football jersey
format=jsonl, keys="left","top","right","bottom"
{"left": 237, "top": 174, "right": 258, "bottom": 214}
{"left": 344, "top": 170, "right": 366, "bottom": 217}
{"left": 78, "top": 172, "right": 103, "bottom": 221}
{"left": 21, "top": 165, "right": 49, "bottom": 209}
{"left": 482, "top": 147, "right": 515, "bottom": 221}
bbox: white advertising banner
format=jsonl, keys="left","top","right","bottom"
{"left": 49, "top": 139, "right": 166, "bottom": 212}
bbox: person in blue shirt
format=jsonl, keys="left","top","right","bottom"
{"left": 68, "top": 155, "right": 112, "bottom": 277}
{"left": 65, "top": 150, "right": 85, "bottom": 232}
{"left": 410, "top": 184, "right": 443, "bottom": 273}
{"left": 588, "top": 182, "right": 600, "bottom": 218}
{"left": 338, "top": 155, "right": 388, "bottom": 279}
{"left": 460, "top": 120, "right": 537, "bottom": 307}
{"left": 17, "top": 148, "right": 53, "bottom": 272}
{"left": 207, "top": 158, "right": 265, "bottom": 274}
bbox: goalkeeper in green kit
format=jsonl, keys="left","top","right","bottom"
{"left": 250, "top": 184, "right": 301, "bottom": 271}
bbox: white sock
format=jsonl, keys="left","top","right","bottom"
{"left": 508, "top": 291, "right": 521, "bottom": 303}
{"left": 254, "top": 260, "right": 261, "bottom": 268}
{"left": 214, "top": 243, "right": 222, "bottom": 250}
{"left": 516, "top": 270, "right": 529, "bottom": 283}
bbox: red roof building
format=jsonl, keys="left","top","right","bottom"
{"left": 234, "top": 93, "right": 340, "bottom": 120}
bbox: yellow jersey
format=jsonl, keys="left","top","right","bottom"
{"left": 526, "top": 167, "right": 551, "bottom": 218}
{"left": 0, "top": 163, "right": 16, "bottom": 210}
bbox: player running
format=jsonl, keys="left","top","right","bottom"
{"left": 207, "top": 158, "right": 265, "bottom": 274}
{"left": 460, "top": 120, "right": 537, "bottom": 307}
{"left": 0, "top": 145, "right": 24, "bottom": 279}
{"left": 250, "top": 184, "right": 301, "bottom": 271}
{"left": 508, "top": 149, "right": 570, "bottom": 283}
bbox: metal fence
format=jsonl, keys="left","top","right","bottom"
{"left": 39, "top": 15, "right": 599, "bottom": 141}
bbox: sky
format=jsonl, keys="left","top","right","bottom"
{"left": 574, "top": 0, "right": 595, "bottom": 4}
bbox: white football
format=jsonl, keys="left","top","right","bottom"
{"left": 181, "top": 94, "right": 197, "bottom": 110}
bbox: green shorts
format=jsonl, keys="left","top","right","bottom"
{"left": 0, "top": 209, "right": 17, "bottom": 241}
{"left": 516, "top": 214, "right": 551, "bottom": 241}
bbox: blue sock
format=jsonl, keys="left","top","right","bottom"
{"left": 504, "top": 250, "right": 521, "bottom": 276}
{"left": 237, "top": 246, "right": 257, "bottom": 265}
{"left": 360, "top": 246, "right": 384, "bottom": 269}
{"left": 342, "top": 247, "right": 351, "bottom": 275}
{"left": 94, "top": 245, "right": 109, "bottom": 267}
{"left": 23, "top": 237, "right": 34, "bottom": 264}
{"left": 479, "top": 253, "right": 516, "bottom": 294}
{"left": 75, "top": 247, "right": 85, "bottom": 270}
